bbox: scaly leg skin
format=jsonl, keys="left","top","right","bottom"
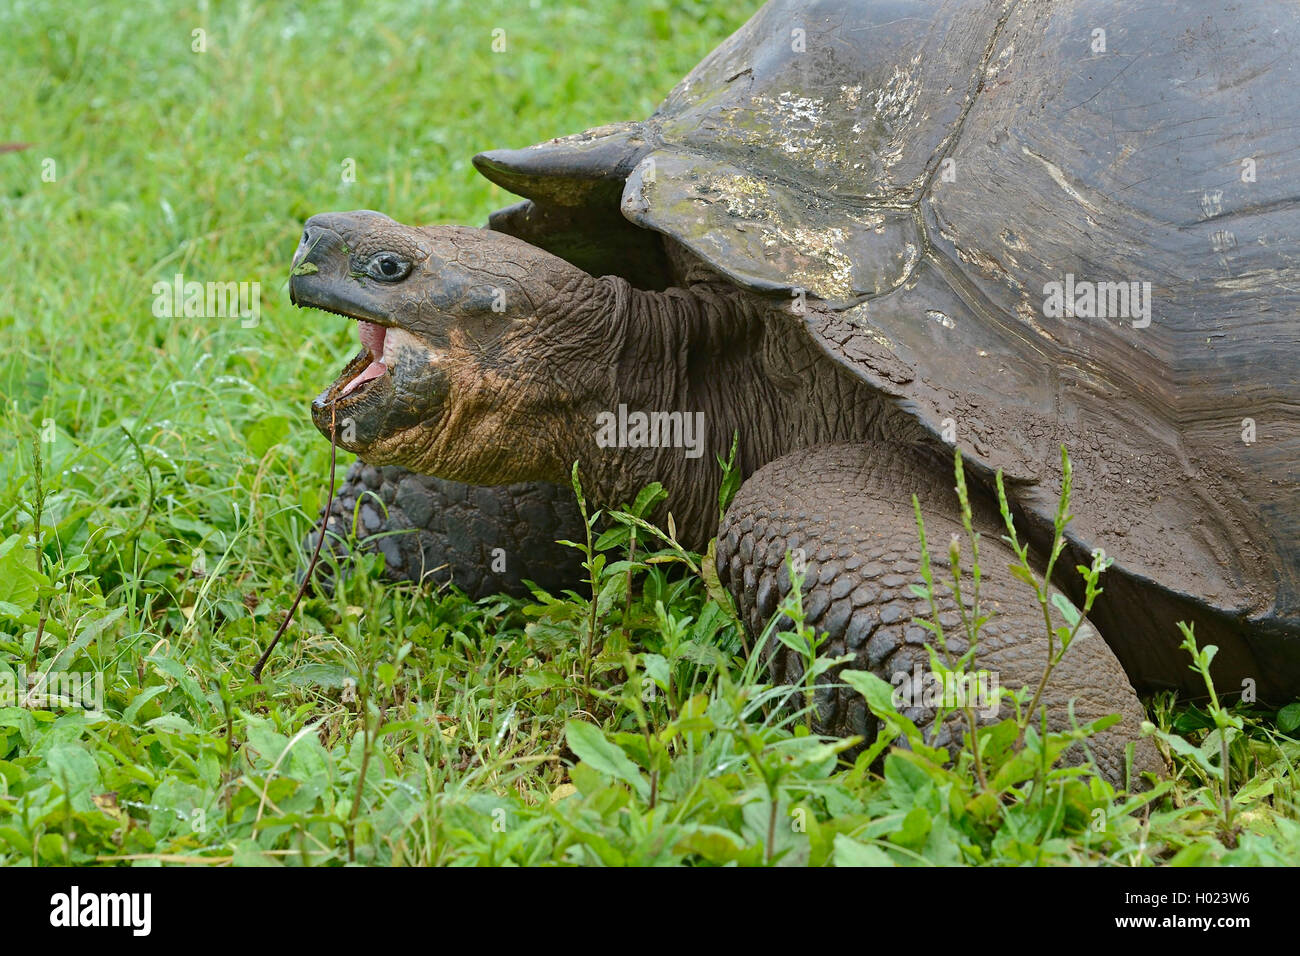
{"left": 716, "top": 442, "right": 1164, "bottom": 787}
{"left": 304, "top": 461, "right": 587, "bottom": 599}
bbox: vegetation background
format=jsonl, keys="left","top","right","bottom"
{"left": 1, "top": 0, "right": 1296, "bottom": 865}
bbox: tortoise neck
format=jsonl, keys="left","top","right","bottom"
{"left": 565, "top": 276, "right": 885, "bottom": 546}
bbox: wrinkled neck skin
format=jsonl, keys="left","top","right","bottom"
{"left": 550, "top": 275, "right": 899, "bottom": 548}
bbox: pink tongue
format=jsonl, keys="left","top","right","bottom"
{"left": 340, "top": 360, "right": 386, "bottom": 395}
{"left": 341, "top": 321, "right": 387, "bottom": 396}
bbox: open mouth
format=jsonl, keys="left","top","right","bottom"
{"left": 340, "top": 320, "right": 391, "bottom": 396}
{"left": 304, "top": 307, "right": 402, "bottom": 404}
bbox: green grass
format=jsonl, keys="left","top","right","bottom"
{"left": 2, "top": 0, "right": 1298, "bottom": 866}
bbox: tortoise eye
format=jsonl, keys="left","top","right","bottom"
{"left": 364, "top": 252, "right": 411, "bottom": 282}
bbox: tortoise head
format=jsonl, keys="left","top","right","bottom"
{"left": 290, "top": 210, "right": 604, "bottom": 484}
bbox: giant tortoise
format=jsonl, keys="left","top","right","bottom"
{"left": 290, "top": 0, "right": 1300, "bottom": 780}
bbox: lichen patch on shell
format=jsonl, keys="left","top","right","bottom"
{"left": 623, "top": 144, "right": 926, "bottom": 307}
{"left": 711, "top": 172, "right": 775, "bottom": 220}
{"left": 766, "top": 226, "right": 856, "bottom": 300}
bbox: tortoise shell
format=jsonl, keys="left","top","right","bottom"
{"left": 473, "top": 0, "right": 1300, "bottom": 694}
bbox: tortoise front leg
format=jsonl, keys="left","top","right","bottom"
{"left": 303, "top": 462, "right": 587, "bottom": 599}
{"left": 716, "top": 443, "right": 1163, "bottom": 787}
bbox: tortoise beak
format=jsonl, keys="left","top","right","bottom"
{"left": 291, "top": 222, "right": 348, "bottom": 311}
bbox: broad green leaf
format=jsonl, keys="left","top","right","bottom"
{"left": 888, "top": 806, "right": 932, "bottom": 849}
{"left": 832, "top": 834, "right": 895, "bottom": 867}
{"left": 1051, "top": 592, "right": 1082, "bottom": 627}
{"left": 565, "top": 720, "right": 649, "bottom": 799}
{"left": 0, "top": 535, "right": 49, "bottom": 614}
{"left": 46, "top": 743, "right": 100, "bottom": 811}
{"left": 1277, "top": 702, "right": 1300, "bottom": 733}
{"left": 675, "top": 826, "right": 745, "bottom": 863}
